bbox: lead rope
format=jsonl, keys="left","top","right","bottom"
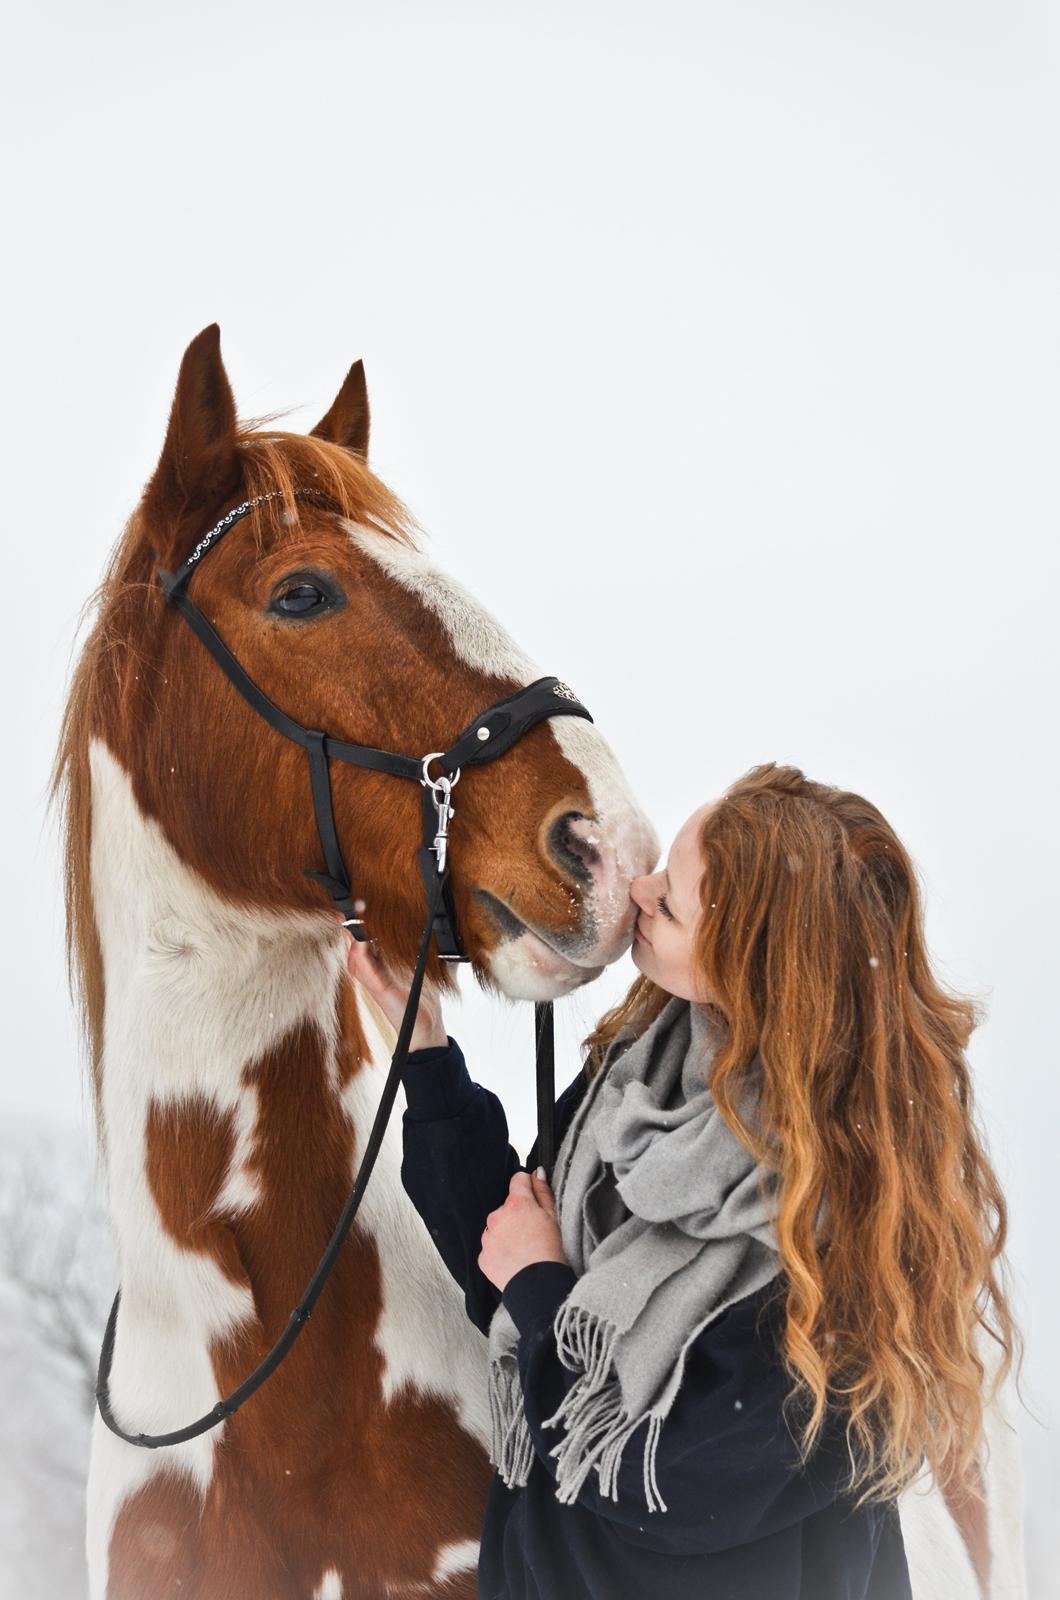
{"left": 534, "top": 1002, "right": 556, "bottom": 1177}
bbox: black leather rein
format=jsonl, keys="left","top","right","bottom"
{"left": 95, "top": 492, "right": 592, "bottom": 1449}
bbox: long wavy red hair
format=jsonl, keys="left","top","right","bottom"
{"left": 584, "top": 762, "right": 1023, "bottom": 1506}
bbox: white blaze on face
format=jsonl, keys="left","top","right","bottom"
{"left": 346, "top": 527, "right": 659, "bottom": 997}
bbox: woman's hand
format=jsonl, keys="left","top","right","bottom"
{"left": 341, "top": 926, "right": 448, "bottom": 1053}
{"left": 478, "top": 1170, "right": 567, "bottom": 1293}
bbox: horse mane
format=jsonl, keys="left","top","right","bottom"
{"left": 53, "top": 425, "right": 418, "bottom": 1116}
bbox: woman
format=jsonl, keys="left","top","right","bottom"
{"left": 345, "top": 761, "right": 1020, "bottom": 1599}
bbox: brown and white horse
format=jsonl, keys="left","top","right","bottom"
{"left": 58, "top": 327, "right": 1023, "bottom": 1599}
{"left": 58, "top": 325, "right": 657, "bottom": 1599}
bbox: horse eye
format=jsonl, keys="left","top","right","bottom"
{"left": 273, "top": 582, "right": 331, "bottom": 617}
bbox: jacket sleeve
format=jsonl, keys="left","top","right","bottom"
{"left": 399, "top": 1035, "right": 587, "bottom": 1337}
{"left": 501, "top": 1264, "right": 866, "bottom": 1556}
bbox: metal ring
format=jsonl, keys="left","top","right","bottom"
{"left": 420, "top": 752, "right": 461, "bottom": 790}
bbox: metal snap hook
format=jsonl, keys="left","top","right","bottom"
{"left": 420, "top": 756, "right": 460, "bottom": 874}
{"left": 420, "top": 752, "right": 462, "bottom": 791}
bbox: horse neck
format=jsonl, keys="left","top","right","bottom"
{"left": 85, "top": 737, "right": 461, "bottom": 1413}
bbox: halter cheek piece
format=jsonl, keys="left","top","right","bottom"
{"left": 95, "top": 492, "right": 593, "bottom": 1450}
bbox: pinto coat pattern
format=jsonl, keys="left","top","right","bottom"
{"left": 59, "top": 329, "right": 658, "bottom": 1598}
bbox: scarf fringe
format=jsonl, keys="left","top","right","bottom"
{"left": 488, "top": 1305, "right": 669, "bottom": 1513}
{"left": 554, "top": 1301, "right": 616, "bottom": 1383}
{"left": 488, "top": 1352, "right": 535, "bottom": 1487}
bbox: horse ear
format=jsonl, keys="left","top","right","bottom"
{"left": 310, "top": 360, "right": 370, "bottom": 457}
{"left": 143, "top": 324, "right": 242, "bottom": 557}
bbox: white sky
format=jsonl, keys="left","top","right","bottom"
{"left": 3, "top": 0, "right": 1058, "bottom": 1581}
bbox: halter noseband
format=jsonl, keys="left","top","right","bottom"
{"left": 96, "top": 492, "right": 593, "bottom": 1450}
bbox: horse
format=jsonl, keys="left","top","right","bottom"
{"left": 56, "top": 327, "right": 1024, "bottom": 1599}
{"left": 56, "top": 324, "right": 658, "bottom": 1598}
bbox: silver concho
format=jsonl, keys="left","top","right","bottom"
{"left": 552, "top": 681, "right": 580, "bottom": 703}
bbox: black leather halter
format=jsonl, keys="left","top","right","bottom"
{"left": 95, "top": 492, "right": 594, "bottom": 1450}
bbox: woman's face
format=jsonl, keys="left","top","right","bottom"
{"left": 629, "top": 801, "right": 721, "bottom": 1007}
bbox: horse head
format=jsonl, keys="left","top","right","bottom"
{"left": 79, "top": 324, "right": 657, "bottom": 1013}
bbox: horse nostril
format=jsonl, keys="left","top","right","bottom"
{"left": 549, "top": 812, "right": 602, "bottom": 884}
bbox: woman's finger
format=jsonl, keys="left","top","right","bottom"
{"left": 345, "top": 937, "right": 393, "bottom": 997}
{"left": 530, "top": 1169, "right": 556, "bottom": 1215}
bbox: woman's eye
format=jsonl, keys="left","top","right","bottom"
{"left": 273, "top": 583, "right": 331, "bottom": 616}
{"left": 657, "top": 894, "right": 675, "bottom": 921}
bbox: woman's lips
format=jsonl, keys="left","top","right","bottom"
{"left": 634, "top": 920, "right": 649, "bottom": 945}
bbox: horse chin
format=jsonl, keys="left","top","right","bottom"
{"left": 482, "top": 929, "right": 608, "bottom": 1002}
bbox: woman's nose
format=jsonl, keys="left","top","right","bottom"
{"left": 629, "top": 875, "right": 653, "bottom": 914}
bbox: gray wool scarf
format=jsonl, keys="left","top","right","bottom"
{"left": 487, "top": 995, "right": 783, "bottom": 1514}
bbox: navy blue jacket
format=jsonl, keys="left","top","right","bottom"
{"left": 400, "top": 1036, "right": 913, "bottom": 1600}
